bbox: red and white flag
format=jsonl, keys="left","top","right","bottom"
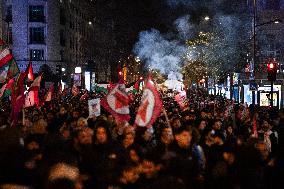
{"left": 80, "top": 90, "right": 89, "bottom": 101}
{"left": 58, "top": 83, "right": 62, "bottom": 95}
{"left": 0, "top": 48, "right": 13, "bottom": 68}
{"left": 101, "top": 83, "right": 130, "bottom": 122}
{"left": 174, "top": 90, "right": 188, "bottom": 110}
{"left": 25, "top": 61, "right": 34, "bottom": 81}
{"left": 45, "top": 84, "right": 54, "bottom": 102}
{"left": 72, "top": 85, "right": 79, "bottom": 96}
{"left": 28, "top": 74, "right": 42, "bottom": 91}
{"left": 134, "top": 79, "right": 163, "bottom": 128}
{"left": 24, "top": 90, "right": 39, "bottom": 107}
{"left": 10, "top": 72, "right": 26, "bottom": 126}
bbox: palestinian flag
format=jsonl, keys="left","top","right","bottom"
{"left": 0, "top": 48, "right": 13, "bottom": 67}
{"left": 0, "top": 57, "right": 19, "bottom": 83}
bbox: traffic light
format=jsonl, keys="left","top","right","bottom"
{"left": 267, "top": 62, "right": 277, "bottom": 81}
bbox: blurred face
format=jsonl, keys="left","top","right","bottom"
{"left": 223, "top": 152, "right": 235, "bottom": 165}
{"left": 77, "top": 119, "right": 86, "bottom": 128}
{"left": 227, "top": 126, "right": 233, "bottom": 134}
{"left": 123, "top": 133, "right": 135, "bottom": 148}
{"left": 60, "top": 107, "right": 67, "bottom": 115}
{"left": 161, "top": 127, "right": 173, "bottom": 145}
{"left": 198, "top": 120, "right": 207, "bottom": 130}
{"left": 213, "top": 121, "right": 222, "bottom": 130}
{"left": 47, "top": 113, "right": 54, "bottom": 121}
{"left": 73, "top": 111, "right": 80, "bottom": 119}
{"left": 172, "top": 119, "right": 181, "bottom": 128}
{"left": 78, "top": 129, "right": 93, "bottom": 145}
{"left": 26, "top": 141, "right": 39, "bottom": 150}
{"left": 143, "top": 130, "right": 153, "bottom": 141}
{"left": 262, "top": 121, "right": 270, "bottom": 132}
{"left": 175, "top": 130, "right": 192, "bottom": 148}
{"left": 96, "top": 127, "right": 107, "bottom": 144}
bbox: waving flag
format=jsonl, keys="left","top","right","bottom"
{"left": 80, "top": 90, "right": 89, "bottom": 101}
{"left": 0, "top": 58, "right": 19, "bottom": 83}
{"left": 10, "top": 72, "right": 26, "bottom": 126}
{"left": 135, "top": 79, "right": 163, "bottom": 128}
{"left": 2, "top": 78, "right": 14, "bottom": 98}
{"left": 45, "top": 84, "right": 54, "bottom": 101}
{"left": 72, "top": 85, "right": 79, "bottom": 96}
{"left": 28, "top": 74, "right": 42, "bottom": 91}
{"left": 0, "top": 48, "right": 13, "bottom": 67}
{"left": 24, "top": 90, "right": 38, "bottom": 107}
{"left": 101, "top": 83, "right": 130, "bottom": 122}
{"left": 25, "top": 61, "right": 34, "bottom": 81}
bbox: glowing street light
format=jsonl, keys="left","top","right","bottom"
{"left": 204, "top": 16, "right": 210, "bottom": 21}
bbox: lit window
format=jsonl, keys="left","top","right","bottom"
{"left": 30, "top": 49, "right": 44, "bottom": 61}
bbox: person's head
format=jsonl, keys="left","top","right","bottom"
{"left": 76, "top": 117, "right": 88, "bottom": 128}
{"left": 160, "top": 126, "right": 173, "bottom": 145}
{"left": 223, "top": 146, "right": 235, "bottom": 165}
{"left": 261, "top": 119, "right": 271, "bottom": 132}
{"left": 59, "top": 106, "right": 67, "bottom": 116}
{"left": 72, "top": 109, "right": 80, "bottom": 119}
{"left": 174, "top": 126, "right": 192, "bottom": 148}
{"left": 122, "top": 132, "right": 135, "bottom": 149}
{"left": 74, "top": 127, "right": 93, "bottom": 146}
{"left": 94, "top": 120, "right": 111, "bottom": 144}
{"left": 212, "top": 119, "right": 222, "bottom": 131}
{"left": 197, "top": 119, "right": 207, "bottom": 131}
{"left": 47, "top": 163, "right": 79, "bottom": 189}
{"left": 226, "top": 125, "right": 234, "bottom": 135}
{"left": 171, "top": 117, "right": 181, "bottom": 129}
{"left": 95, "top": 126, "right": 108, "bottom": 144}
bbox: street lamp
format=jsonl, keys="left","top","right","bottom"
{"left": 251, "top": 0, "right": 281, "bottom": 105}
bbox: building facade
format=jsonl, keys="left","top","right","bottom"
{"left": 0, "top": 0, "right": 96, "bottom": 85}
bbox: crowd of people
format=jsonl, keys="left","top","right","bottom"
{"left": 0, "top": 88, "right": 284, "bottom": 189}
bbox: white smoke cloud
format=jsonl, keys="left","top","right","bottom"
{"left": 174, "top": 15, "right": 194, "bottom": 40}
{"left": 133, "top": 29, "right": 187, "bottom": 80}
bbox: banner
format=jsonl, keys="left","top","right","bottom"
{"left": 88, "top": 98, "right": 101, "bottom": 117}
{"left": 174, "top": 90, "right": 188, "bottom": 110}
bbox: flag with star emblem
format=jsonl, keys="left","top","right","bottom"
{"left": 134, "top": 79, "right": 163, "bottom": 128}
{"left": 101, "top": 83, "right": 130, "bottom": 122}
